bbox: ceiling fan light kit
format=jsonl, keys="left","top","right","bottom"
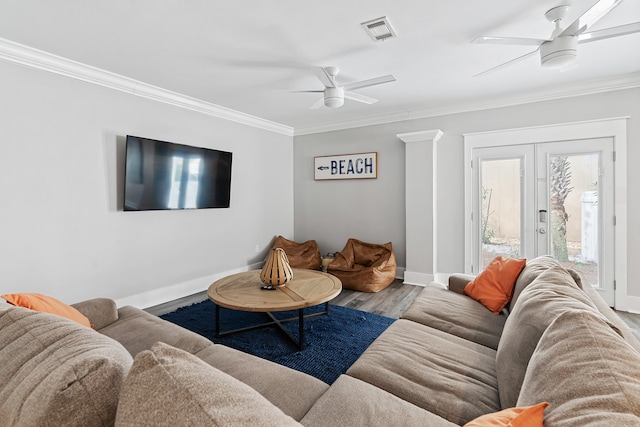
{"left": 540, "top": 35, "right": 577, "bottom": 68}
{"left": 324, "top": 87, "right": 345, "bottom": 108}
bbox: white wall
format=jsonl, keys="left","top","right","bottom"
{"left": 293, "top": 124, "right": 406, "bottom": 262}
{"left": 294, "top": 88, "right": 640, "bottom": 303}
{"left": 0, "top": 60, "right": 294, "bottom": 307}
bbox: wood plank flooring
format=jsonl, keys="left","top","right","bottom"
{"left": 330, "top": 279, "right": 422, "bottom": 319}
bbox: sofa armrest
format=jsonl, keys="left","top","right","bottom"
{"left": 72, "top": 298, "right": 119, "bottom": 330}
{"left": 448, "top": 274, "right": 475, "bottom": 294}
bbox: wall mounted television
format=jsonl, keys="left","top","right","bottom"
{"left": 123, "top": 135, "right": 232, "bottom": 211}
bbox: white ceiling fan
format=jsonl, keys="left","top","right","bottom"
{"left": 472, "top": 0, "right": 640, "bottom": 76}
{"left": 295, "top": 66, "right": 396, "bottom": 109}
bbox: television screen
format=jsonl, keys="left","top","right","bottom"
{"left": 123, "top": 135, "right": 232, "bottom": 211}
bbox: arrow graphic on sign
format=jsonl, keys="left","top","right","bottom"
{"left": 317, "top": 166, "right": 329, "bottom": 171}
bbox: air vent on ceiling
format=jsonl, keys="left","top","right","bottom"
{"left": 361, "top": 16, "right": 397, "bottom": 42}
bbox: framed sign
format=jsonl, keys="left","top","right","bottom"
{"left": 314, "top": 152, "right": 378, "bottom": 180}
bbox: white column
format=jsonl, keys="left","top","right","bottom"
{"left": 397, "top": 129, "right": 443, "bottom": 285}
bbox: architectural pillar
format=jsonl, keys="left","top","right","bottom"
{"left": 397, "top": 129, "right": 443, "bottom": 285}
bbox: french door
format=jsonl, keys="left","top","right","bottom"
{"left": 470, "top": 138, "right": 615, "bottom": 305}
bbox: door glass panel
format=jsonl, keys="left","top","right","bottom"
{"left": 548, "top": 153, "right": 599, "bottom": 286}
{"left": 481, "top": 158, "right": 521, "bottom": 270}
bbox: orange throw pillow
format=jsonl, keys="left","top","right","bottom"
{"left": 464, "top": 402, "right": 548, "bottom": 426}
{"left": 2, "top": 293, "right": 92, "bottom": 328}
{"left": 464, "top": 256, "right": 526, "bottom": 314}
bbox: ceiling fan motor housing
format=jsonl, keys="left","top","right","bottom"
{"left": 540, "top": 35, "right": 578, "bottom": 68}
{"left": 324, "top": 87, "right": 344, "bottom": 108}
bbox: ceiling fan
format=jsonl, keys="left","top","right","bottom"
{"left": 472, "top": 0, "right": 640, "bottom": 76}
{"left": 295, "top": 66, "right": 396, "bottom": 109}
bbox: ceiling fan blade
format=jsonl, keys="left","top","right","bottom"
{"left": 578, "top": 21, "right": 640, "bottom": 43}
{"left": 311, "top": 67, "right": 337, "bottom": 88}
{"left": 342, "top": 75, "right": 396, "bottom": 92}
{"left": 291, "top": 90, "right": 324, "bottom": 93}
{"left": 471, "top": 36, "right": 548, "bottom": 46}
{"left": 473, "top": 48, "right": 539, "bottom": 77}
{"left": 310, "top": 97, "right": 325, "bottom": 109}
{"left": 559, "top": 0, "right": 625, "bottom": 37}
{"left": 344, "top": 91, "right": 378, "bottom": 105}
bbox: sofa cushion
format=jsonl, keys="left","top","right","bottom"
{"left": 346, "top": 319, "right": 500, "bottom": 425}
{"left": 195, "top": 342, "right": 329, "bottom": 421}
{"left": 508, "top": 256, "right": 577, "bottom": 312}
{"left": 301, "top": 375, "right": 458, "bottom": 427}
{"left": 99, "top": 305, "right": 213, "bottom": 356}
{"left": 496, "top": 266, "right": 614, "bottom": 409}
{"left": 0, "top": 306, "right": 132, "bottom": 426}
{"left": 464, "top": 402, "right": 548, "bottom": 427}
{"left": 72, "top": 298, "right": 119, "bottom": 330}
{"left": 518, "top": 310, "right": 640, "bottom": 426}
{"left": 3, "top": 292, "right": 92, "bottom": 327}
{"left": 402, "top": 282, "right": 506, "bottom": 349}
{"left": 115, "top": 342, "right": 301, "bottom": 427}
{"left": 464, "top": 256, "right": 526, "bottom": 314}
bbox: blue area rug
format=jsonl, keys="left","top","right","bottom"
{"left": 160, "top": 300, "right": 394, "bottom": 384}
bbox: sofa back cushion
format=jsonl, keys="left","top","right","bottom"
{"left": 0, "top": 306, "right": 133, "bottom": 426}
{"left": 496, "top": 266, "right": 614, "bottom": 408}
{"left": 517, "top": 310, "right": 640, "bottom": 425}
{"left": 115, "top": 342, "right": 301, "bottom": 426}
{"left": 508, "top": 256, "right": 578, "bottom": 313}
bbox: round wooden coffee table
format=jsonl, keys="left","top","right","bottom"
{"left": 208, "top": 268, "right": 342, "bottom": 349}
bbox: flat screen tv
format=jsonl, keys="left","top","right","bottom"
{"left": 123, "top": 135, "right": 232, "bottom": 211}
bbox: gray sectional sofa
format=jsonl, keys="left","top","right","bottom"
{"left": 1, "top": 256, "right": 639, "bottom": 426}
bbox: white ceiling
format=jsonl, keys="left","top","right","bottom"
{"left": 1, "top": 0, "right": 639, "bottom": 134}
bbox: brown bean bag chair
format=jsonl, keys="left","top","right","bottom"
{"left": 271, "top": 236, "right": 322, "bottom": 270}
{"left": 328, "top": 238, "right": 396, "bottom": 292}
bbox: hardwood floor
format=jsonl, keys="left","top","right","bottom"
{"left": 331, "top": 279, "right": 422, "bottom": 319}
{"left": 146, "top": 278, "right": 640, "bottom": 339}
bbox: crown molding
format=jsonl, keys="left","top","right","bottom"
{"left": 294, "top": 72, "right": 640, "bottom": 136}
{"left": 0, "top": 37, "right": 294, "bottom": 137}
{"left": 2, "top": 37, "right": 637, "bottom": 139}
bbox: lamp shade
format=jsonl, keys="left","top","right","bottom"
{"left": 260, "top": 248, "right": 293, "bottom": 287}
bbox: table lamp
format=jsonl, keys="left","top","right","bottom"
{"left": 260, "top": 248, "right": 293, "bottom": 287}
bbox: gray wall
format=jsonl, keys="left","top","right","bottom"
{"left": 294, "top": 88, "right": 640, "bottom": 298}
{"left": 0, "top": 60, "right": 294, "bottom": 307}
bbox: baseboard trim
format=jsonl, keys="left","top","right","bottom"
{"left": 403, "top": 271, "right": 433, "bottom": 286}
{"left": 115, "top": 263, "right": 262, "bottom": 309}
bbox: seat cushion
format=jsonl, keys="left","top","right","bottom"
{"left": 301, "top": 375, "right": 458, "bottom": 427}
{"left": 195, "top": 343, "right": 329, "bottom": 421}
{"left": 518, "top": 310, "right": 640, "bottom": 426}
{"left": 346, "top": 319, "right": 499, "bottom": 425}
{"left": 272, "top": 235, "right": 321, "bottom": 270}
{"left": 0, "top": 306, "right": 132, "bottom": 426}
{"left": 115, "top": 342, "right": 301, "bottom": 427}
{"left": 401, "top": 283, "right": 506, "bottom": 349}
{"left": 496, "top": 266, "right": 615, "bottom": 409}
{"left": 99, "top": 305, "right": 213, "bottom": 356}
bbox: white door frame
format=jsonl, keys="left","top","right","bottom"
{"left": 464, "top": 117, "right": 628, "bottom": 309}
